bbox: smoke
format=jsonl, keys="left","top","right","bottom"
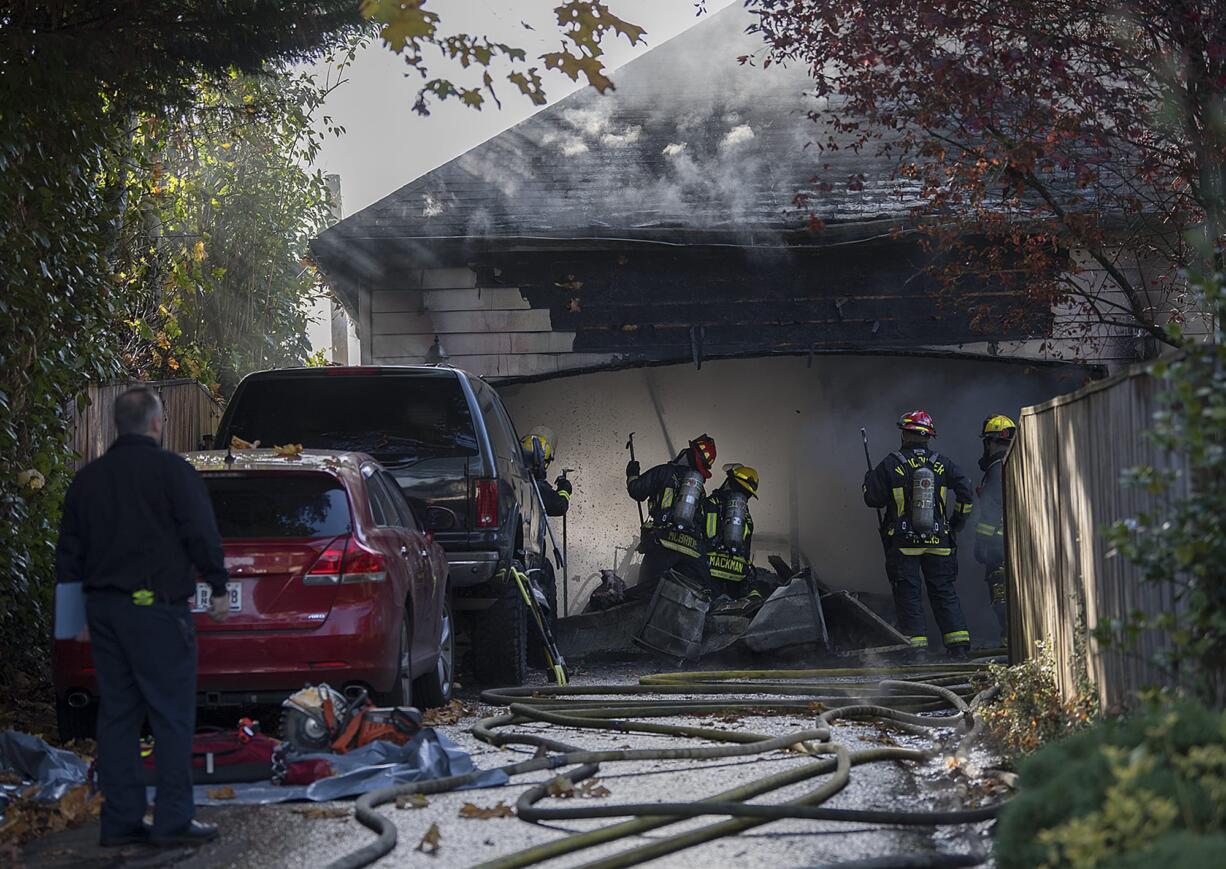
{"left": 499, "top": 353, "right": 1094, "bottom": 643}
{"left": 399, "top": 4, "right": 916, "bottom": 242}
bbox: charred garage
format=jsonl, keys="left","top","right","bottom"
{"left": 311, "top": 5, "right": 1101, "bottom": 642}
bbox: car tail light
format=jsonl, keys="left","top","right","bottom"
{"left": 304, "top": 540, "right": 347, "bottom": 585}
{"left": 340, "top": 543, "right": 386, "bottom": 584}
{"left": 304, "top": 537, "right": 386, "bottom": 585}
{"left": 474, "top": 479, "right": 498, "bottom": 528}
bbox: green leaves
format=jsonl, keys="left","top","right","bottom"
{"left": 1103, "top": 271, "right": 1226, "bottom": 705}
{"left": 363, "top": 1, "right": 645, "bottom": 114}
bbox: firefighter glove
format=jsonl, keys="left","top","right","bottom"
{"left": 626, "top": 460, "right": 640, "bottom": 479}
{"left": 950, "top": 513, "right": 967, "bottom": 534}
{"left": 555, "top": 476, "right": 573, "bottom": 496}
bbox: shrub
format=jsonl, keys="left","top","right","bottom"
{"left": 979, "top": 643, "right": 1096, "bottom": 761}
{"left": 994, "top": 701, "right": 1226, "bottom": 869}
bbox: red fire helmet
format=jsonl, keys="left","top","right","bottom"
{"left": 897, "top": 410, "right": 936, "bottom": 438}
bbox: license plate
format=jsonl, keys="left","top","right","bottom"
{"left": 192, "top": 582, "right": 241, "bottom": 613}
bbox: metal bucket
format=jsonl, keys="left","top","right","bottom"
{"left": 743, "top": 572, "right": 829, "bottom": 653}
{"left": 633, "top": 571, "right": 710, "bottom": 661}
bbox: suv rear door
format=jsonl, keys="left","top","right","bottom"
{"left": 216, "top": 370, "right": 483, "bottom": 548}
{"left": 199, "top": 471, "right": 351, "bottom": 632}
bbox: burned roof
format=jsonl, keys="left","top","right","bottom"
{"left": 315, "top": 4, "right": 914, "bottom": 264}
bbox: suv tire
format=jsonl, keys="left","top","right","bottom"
{"left": 378, "top": 612, "right": 413, "bottom": 707}
{"left": 470, "top": 573, "right": 527, "bottom": 687}
{"left": 413, "top": 602, "right": 454, "bottom": 708}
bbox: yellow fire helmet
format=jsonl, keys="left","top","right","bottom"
{"left": 981, "top": 414, "right": 1017, "bottom": 441}
{"left": 521, "top": 426, "right": 556, "bottom": 463}
{"left": 724, "top": 463, "right": 760, "bottom": 498}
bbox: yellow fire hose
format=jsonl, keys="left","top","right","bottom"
{"left": 326, "top": 663, "right": 1004, "bottom": 869}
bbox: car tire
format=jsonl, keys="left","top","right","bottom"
{"left": 470, "top": 572, "right": 527, "bottom": 687}
{"left": 378, "top": 611, "right": 413, "bottom": 707}
{"left": 528, "top": 560, "right": 559, "bottom": 669}
{"left": 413, "top": 602, "right": 453, "bottom": 708}
{"left": 56, "top": 696, "right": 96, "bottom": 742}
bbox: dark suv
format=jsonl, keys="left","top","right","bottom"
{"left": 212, "top": 366, "right": 546, "bottom": 685}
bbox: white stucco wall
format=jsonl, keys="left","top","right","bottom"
{"left": 498, "top": 353, "right": 1093, "bottom": 643}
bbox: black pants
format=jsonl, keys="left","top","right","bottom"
{"left": 885, "top": 551, "right": 970, "bottom": 649}
{"left": 86, "top": 591, "right": 197, "bottom": 838}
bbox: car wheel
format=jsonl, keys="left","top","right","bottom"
{"left": 56, "top": 695, "right": 96, "bottom": 742}
{"left": 378, "top": 612, "right": 413, "bottom": 707}
{"left": 413, "top": 602, "right": 453, "bottom": 708}
{"left": 470, "top": 570, "right": 527, "bottom": 687}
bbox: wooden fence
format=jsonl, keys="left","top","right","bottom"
{"left": 1005, "top": 363, "right": 1187, "bottom": 711}
{"left": 72, "top": 379, "right": 224, "bottom": 467}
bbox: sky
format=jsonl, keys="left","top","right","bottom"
{"left": 304, "top": 0, "right": 738, "bottom": 355}
{"left": 306, "top": 0, "right": 740, "bottom": 217}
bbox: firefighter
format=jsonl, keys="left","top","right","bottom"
{"left": 521, "top": 428, "right": 572, "bottom": 517}
{"left": 975, "top": 414, "right": 1015, "bottom": 643}
{"left": 626, "top": 434, "right": 717, "bottom": 596}
{"left": 705, "top": 464, "right": 761, "bottom": 599}
{"left": 863, "top": 410, "right": 976, "bottom": 658}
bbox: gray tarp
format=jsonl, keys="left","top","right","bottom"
{"left": 191, "top": 728, "right": 509, "bottom": 805}
{"left": 0, "top": 728, "right": 507, "bottom": 813}
{"left": 0, "top": 731, "right": 89, "bottom": 810}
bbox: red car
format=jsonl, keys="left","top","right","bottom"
{"left": 54, "top": 450, "right": 452, "bottom": 739}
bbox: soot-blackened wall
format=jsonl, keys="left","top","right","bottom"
{"left": 499, "top": 353, "right": 1096, "bottom": 645}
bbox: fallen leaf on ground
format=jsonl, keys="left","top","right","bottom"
{"left": 458, "top": 801, "right": 514, "bottom": 819}
{"left": 575, "top": 780, "right": 611, "bottom": 798}
{"left": 273, "top": 443, "right": 304, "bottom": 457}
{"left": 416, "top": 822, "right": 441, "bottom": 855}
{"left": 547, "top": 778, "right": 611, "bottom": 799}
{"left": 292, "top": 806, "right": 349, "bottom": 820}
{"left": 207, "top": 786, "right": 236, "bottom": 800}
{"left": 230, "top": 436, "right": 259, "bottom": 449}
{"left": 396, "top": 794, "right": 428, "bottom": 810}
{"left": 0, "top": 785, "right": 102, "bottom": 847}
{"left": 422, "top": 698, "right": 480, "bottom": 726}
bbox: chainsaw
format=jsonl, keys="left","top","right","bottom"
{"left": 280, "top": 683, "right": 422, "bottom": 754}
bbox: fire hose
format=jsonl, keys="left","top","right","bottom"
{"left": 325, "top": 663, "right": 1005, "bottom": 869}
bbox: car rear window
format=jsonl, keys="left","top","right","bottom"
{"left": 222, "top": 375, "right": 479, "bottom": 468}
{"left": 205, "top": 473, "right": 351, "bottom": 539}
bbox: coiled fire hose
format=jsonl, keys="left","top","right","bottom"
{"left": 326, "top": 664, "right": 1004, "bottom": 869}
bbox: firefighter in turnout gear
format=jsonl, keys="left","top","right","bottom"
{"left": 705, "top": 464, "right": 759, "bottom": 598}
{"left": 522, "top": 428, "right": 571, "bottom": 517}
{"left": 975, "top": 414, "right": 1015, "bottom": 643}
{"left": 863, "top": 411, "right": 976, "bottom": 658}
{"left": 627, "top": 434, "right": 717, "bottom": 596}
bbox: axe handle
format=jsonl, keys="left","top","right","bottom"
{"left": 626, "top": 434, "right": 645, "bottom": 526}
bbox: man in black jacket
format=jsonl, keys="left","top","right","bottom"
{"left": 863, "top": 411, "right": 975, "bottom": 658}
{"left": 626, "top": 434, "right": 717, "bottom": 596}
{"left": 56, "top": 387, "right": 229, "bottom": 848}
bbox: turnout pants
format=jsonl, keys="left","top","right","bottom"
{"left": 631, "top": 545, "right": 711, "bottom": 600}
{"left": 985, "top": 562, "right": 1007, "bottom": 640}
{"left": 86, "top": 591, "right": 197, "bottom": 839}
{"left": 885, "top": 551, "right": 970, "bottom": 649}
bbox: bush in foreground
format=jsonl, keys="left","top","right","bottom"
{"left": 995, "top": 701, "right": 1226, "bottom": 869}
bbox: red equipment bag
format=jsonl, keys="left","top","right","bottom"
{"left": 142, "top": 726, "right": 279, "bottom": 785}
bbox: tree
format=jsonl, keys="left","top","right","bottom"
{"left": 0, "top": 1, "right": 360, "bottom": 681}
{"left": 0, "top": 1, "right": 649, "bottom": 687}
{"left": 358, "top": 0, "right": 646, "bottom": 113}
{"left": 119, "top": 69, "right": 341, "bottom": 393}
{"left": 747, "top": 0, "right": 1226, "bottom": 355}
